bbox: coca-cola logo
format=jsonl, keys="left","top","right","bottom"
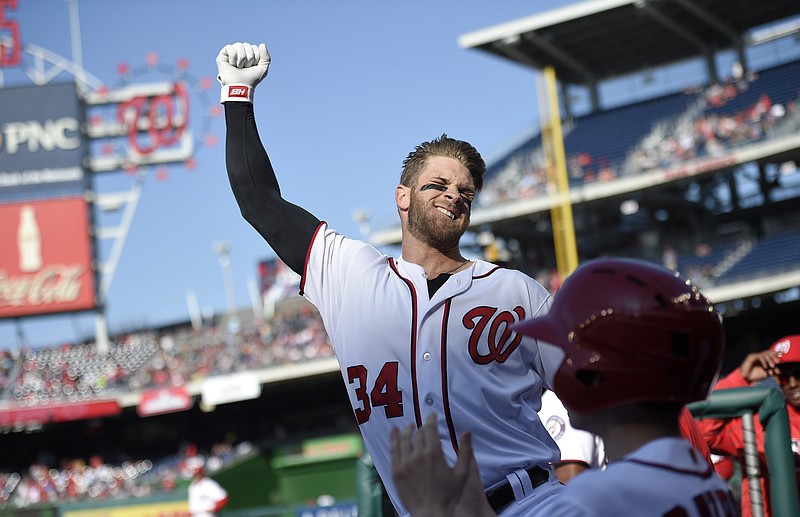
{"left": 0, "top": 264, "right": 85, "bottom": 307}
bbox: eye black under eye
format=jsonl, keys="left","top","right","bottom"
{"left": 420, "top": 183, "right": 474, "bottom": 205}
{"left": 420, "top": 183, "right": 447, "bottom": 192}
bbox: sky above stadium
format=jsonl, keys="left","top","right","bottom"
{"left": 1, "top": 0, "right": 586, "bottom": 349}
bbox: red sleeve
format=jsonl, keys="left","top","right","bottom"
{"left": 692, "top": 369, "right": 749, "bottom": 457}
{"left": 713, "top": 367, "right": 750, "bottom": 390}
{"left": 679, "top": 406, "right": 713, "bottom": 466}
{"left": 212, "top": 495, "right": 230, "bottom": 512}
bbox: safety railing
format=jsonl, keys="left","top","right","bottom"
{"left": 688, "top": 385, "right": 799, "bottom": 517}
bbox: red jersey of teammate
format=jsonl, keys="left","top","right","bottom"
{"left": 696, "top": 367, "right": 800, "bottom": 517}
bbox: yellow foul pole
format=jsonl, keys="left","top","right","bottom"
{"left": 537, "top": 66, "right": 578, "bottom": 279}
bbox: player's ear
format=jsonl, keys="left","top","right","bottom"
{"left": 396, "top": 184, "right": 410, "bottom": 211}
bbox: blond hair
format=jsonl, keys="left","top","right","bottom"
{"left": 400, "top": 134, "right": 486, "bottom": 192}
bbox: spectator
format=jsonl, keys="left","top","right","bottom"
{"left": 538, "top": 389, "right": 606, "bottom": 483}
{"left": 696, "top": 335, "right": 800, "bottom": 517}
{"left": 188, "top": 467, "right": 229, "bottom": 517}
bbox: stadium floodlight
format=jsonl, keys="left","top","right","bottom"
{"left": 213, "top": 240, "right": 239, "bottom": 333}
{"left": 620, "top": 199, "right": 640, "bottom": 215}
{"left": 351, "top": 209, "right": 372, "bottom": 237}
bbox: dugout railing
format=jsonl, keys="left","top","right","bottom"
{"left": 688, "top": 385, "right": 800, "bottom": 517}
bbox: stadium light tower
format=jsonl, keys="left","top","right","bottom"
{"left": 212, "top": 241, "right": 238, "bottom": 332}
{"left": 352, "top": 209, "right": 372, "bottom": 237}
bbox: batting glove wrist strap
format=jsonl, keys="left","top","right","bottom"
{"left": 220, "top": 84, "right": 255, "bottom": 103}
{"left": 216, "top": 42, "right": 270, "bottom": 103}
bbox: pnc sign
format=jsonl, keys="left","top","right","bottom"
{"left": 0, "top": 82, "right": 88, "bottom": 194}
{"left": 0, "top": 116, "right": 82, "bottom": 155}
{"left": 0, "top": 0, "right": 209, "bottom": 322}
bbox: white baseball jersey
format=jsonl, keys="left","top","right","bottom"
{"left": 188, "top": 477, "right": 228, "bottom": 517}
{"left": 300, "top": 223, "right": 564, "bottom": 516}
{"left": 536, "top": 437, "right": 738, "bottom": 516}
{"left": 539, "top": 390, "right": 607, "bottom": 470}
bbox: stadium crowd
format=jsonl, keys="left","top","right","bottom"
{"left": 0, "top": 298, "right": 325, "bottom": 509}
{"left": 476, "top": 69, "right": 800, "bottom": 209}
{"left": 0, "top": 438, "right": 254, "bottom": 509}
{"left": 1, "top": 299, "right": 333, "bottom": 406}
{"left": 0, "top": 297, "right": 333, "bottom": 507}
{"left": 629, "top": 90, "right": 791, "bottom": 173}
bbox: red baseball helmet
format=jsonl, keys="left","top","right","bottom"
{"left": 513, "top": 257, "right": 724, "bottom": 412}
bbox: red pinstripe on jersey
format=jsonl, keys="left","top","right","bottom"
{"left": 389, "top": 258, "right": 423, "bottom": 428}
{"left": 299, "top": 221, "right": 326, "bottom": 296}
{"left": 473, "top": 265, "right": 504, "bottom": 279}
{"left": 439, "top": 298, "right": 460, "bottom": 454}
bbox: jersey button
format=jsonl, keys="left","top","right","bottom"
{"left": 423, "top": 352, "right": 432, "bottom": 361}
{"left": 425, "top": 397, "right": 434, "bottom": 406}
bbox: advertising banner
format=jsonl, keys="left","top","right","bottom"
{"left": 0, "top": 399, "right": 121, "bottom": 426}
{"left": 61, "top": 498, "right": 189, "bottom": 517}
{"left": 0, "top": 196, "right": 96, "bottom": 318}
{"left": 0, "top": 82, "right": 88, "bottom": 198}
{"left": 138, "top": 386, "right": 193, "bottom": 417}
{"left": 201, "top": 371, "right": 261, "bottom": 407}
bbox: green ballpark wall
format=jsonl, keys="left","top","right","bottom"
{"left": 4, "top": 434, "right": 365, "bottom": 517}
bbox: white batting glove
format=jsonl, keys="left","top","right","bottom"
{"left": 216, "top": 42, "right": 270, "bottom": 103}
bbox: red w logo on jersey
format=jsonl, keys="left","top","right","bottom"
{"left": 463, "top": 306, "right": 525, "bottom": 364}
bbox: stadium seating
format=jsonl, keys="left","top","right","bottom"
{"left": 563, "top": 91, "right": 697, "bottom": 185}
{"left": 0, "top": 439, "right": 254, "bottom": 508}
{"left": 0, "top": 299, "right": 334, "bottom": 403}
{"left": 478, "top": 59, "right": 800, "bottom": 211}
{"left": 718, "top": 230, "right": 800, "bottom": 283}
{"left": 703, "top": 60, "right": 800, "bottom": 117}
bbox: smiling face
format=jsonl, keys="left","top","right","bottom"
{"left": 776, "top": 362, "right": 800, "bottom": 410}
{"left": 400, "top": 155, "right": 475, "bottom": 248}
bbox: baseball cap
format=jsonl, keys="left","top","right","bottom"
{"left": 771, "top": 335, "right": 800, "bottom": 364}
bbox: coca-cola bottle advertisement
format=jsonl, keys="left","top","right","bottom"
{"left": 0, "top": 197, "right": 96, "bottom": 317}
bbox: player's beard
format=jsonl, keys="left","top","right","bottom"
{"left": 407, "top": 188, "right": 469, "bottom": 249}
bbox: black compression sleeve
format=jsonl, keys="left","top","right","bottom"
{"left": 224, "top": 102, "right": 320, "bottom": 274}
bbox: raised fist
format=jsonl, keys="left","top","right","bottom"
{"left": 216, "top": 42, "right": 271, "bottom": 103}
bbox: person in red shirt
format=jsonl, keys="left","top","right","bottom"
{"left": 679, "top": 406, "right": 714, "bottom": 466}
{"left": 696, "top": 334, "right": 800, "bottom": 517}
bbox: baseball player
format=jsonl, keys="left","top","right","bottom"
{"left": 187, "top": 467, "right": 229, "bottom": 517}
{"left": 217, "top": 41, "right": 565, "bottom": 516}
{"left": 391, "top": 258, "right": 739, "bottom": 516}
{"left": 540, "top": 391, "right": 713, "bottom": 484}
{"left": 539, "top": 389, "right": 607, "bottom": 482}
{"left": 696, "top": 334, "right": 800, "bottom": 517}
